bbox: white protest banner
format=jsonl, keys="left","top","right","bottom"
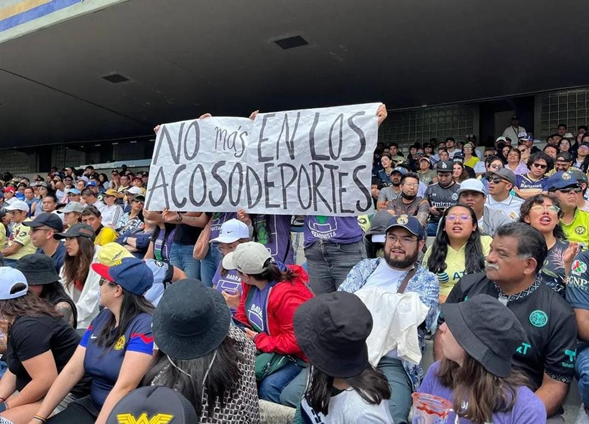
{"left": 145, "top": 103, "right": 380, "bottom": 216}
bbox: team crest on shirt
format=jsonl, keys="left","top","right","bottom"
{"left": 397, "top": 215, "right": 409, "bottom": 225}
{"left": 114, "top": 335, "right": 126, "bottom": 350}
{"left": 575, "top": 226, "right": 586, "bottom": 235}
{"left": 529, "top": 310, "right": 548, "bottom": 328}
{"left": 451, "top": 193, "right": 458, "bottom": 201}
{"left": 116, "top": 412, "right": 174, "bottom": 424}
{"left": 572, "top": 260, "right": 587, "bottom": 276}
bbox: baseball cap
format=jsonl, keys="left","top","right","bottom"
{"left": 4, "top": 187, "right": 16, "bottom": 194}
{"left": 59, "top": 202, "right": 85, "bottom": 214}
{"left": 489, "top": 168, "right": 516, "bottom": 186}
{"left": 435, "top": 161, "right": 453, "bottom": 172}
{"left": 97, "top": 242, "right": 134, "bottom": 266}
{"left": 418, "top": 156, "right": 431, "bottom": 163}
{"left": 0, "top": 267, "right": 28, "bottom": 300}
{"left": 106, "top": 387, "right": 197, "bottom": 424}
{"left": 511, "top": 115, "right": 518, "bottom": 120}
{"left": 569, "top": 169, "right": 587, "bottom": 184}
{"left": 5, "top": 200, "right": 29, "bottom": 212}
{"left": 556, "top": 152, "right": 573, "bottom": 162}
{"left": 390, "top": 166, "right": 407, "bottom": 176}
{"left": 92, "top": 257, "right": 154, "bottom": 296}
{"left": 22, "top": 213, "right": 64, "bottom": 232}
{"left": 223, "top": 242, "right": 272, "bottom": 275}
{"left": 495, "top": 136, "right": 507, "bottom": 143}
{"left": 132, "top": 175, "right": 142, "bottom": 182}
{"left": 385, "top": 214, "right": 425, "bottom": 240}
{"left": 547, "top": 171, "right": 578, "bottom": 192}
{"left": 366, "top": 211, "right": 394, "bottom": 243}
{"left": 54, "top": 223, "right": 96, "bottom": 241}
{"left": 125, "top": 187, "right": 143, "bottom": 196}
{"left": 457, "top": 179, "right": 486, "bottom": 196}
{"left": 86, "top": 181, "right": 97, "bottom": 187}
{"left": 67, "top": 188, "right": 81, "bottom": 195}
{"left": 563, "top": 133, "right": 575, "bottom": 139}
{"left": 210, "top": 219, "right": 249, "bottom": 244}
{"left": 104, "top": 189, "right": 118, "bottom": 197}
{"left": 452, "top": 152, "right": 465, "bottom": 163}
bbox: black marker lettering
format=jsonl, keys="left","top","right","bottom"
{"left": 209, "top": 161, "right": 227, "bottom": 207}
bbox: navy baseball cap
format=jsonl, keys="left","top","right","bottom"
{"left": 547, "top": 171, "right": 579, "bottom": 192}
{"left": 385, "top": 214, "right": 425, "bottom": 240}
{"left": 22, "top": 213, "right": 64, "bottom": 232}
{"left": 92, "top": 257, "right": 154, "bottom": 296}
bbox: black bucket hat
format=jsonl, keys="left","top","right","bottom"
{"left": 106, "top": 386, "right": 198, "bottom": 424}
{"left": 440, "top": 294, "right": 527, "bottom": 377}
{"left": 152, "top": 279, "right": 231, "bottom": 360}
{"left": 294, "top": 292, "right": 373, "bottom": 378}
{"left": 16, "top": 253, "right": 59, "bottom": 285}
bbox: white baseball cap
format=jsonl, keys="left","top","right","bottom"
{"left": 457, "top": 179, "right": 486, "bottom": 196}
{"left": 125, "top": 187, "right": 144, "bottom": 196}
{"left": 0, "top": 268, "right": 28, "bottom": 300}
{"left": 210, "top": 219, "right": 250, "bottom": 244}
{"left": 5, "top": 200, "right": 29, "bottom": 212}
{"left": 223, "top": 242, "right": 272, "bottom": 275}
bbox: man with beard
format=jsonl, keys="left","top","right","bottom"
{"left": 377, "top": 167, "right": 406, "bottom": 210}
{"left": 548, "top": 171, "right": 589, "bottom": 248}
{"left": 434, "top": 223, "right": 577, "bottom": 423}
{"left": 336, "top": 215, "right": 439, "bottom": 423}
{"left": 386, "top": 173, "right": 430, "bottom": 227}
{"left": 424, "top": 161, "right": 461, "bottom": 236}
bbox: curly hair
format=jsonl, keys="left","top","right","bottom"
{"left": 518, "top": 194, "right": 566, "bottom": 240}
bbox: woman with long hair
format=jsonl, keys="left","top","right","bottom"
{"left": 452, "top": 162, "right": 469, "bottom": 183}
{"left": 519, "top": 194, "right": 577, "bottom": 294}
{"left": 462, "top": 143, "right": 479, "bottom": 168}
{"left": 56, "top": 223, "right": 101, "bottom": 329}
{"left": 116, "top": 195, "right": 144, "bottom": 234}
{"left": 423, "top": 205, "right": 491, "bottom": 303}
{"left": 559, "top": 138, "right": 571, "bottom": 155}
{"left": 143, "top": 279, "right": 261, "bottom": 423}
{"left": 377, "top": 154, "right": 394, "bottom": 187}
{"left": 97, "top": 173, "right": 109, "bottom": 192}
{"left": 227, "top": 242, "right": 313, "bottom": 404}
{"left": 31, "top": 258, "right": 155, "bottom": 424}
{"left": 420, "top": 294, "right": 546, "bottom": 423}
{"left": 0, "top": 268, "right": 82, "bottom": 424}
{"left": 16, "top": 254, "right": 77, "bottom": 328}
{"left": 294, "top": 291, "right": 393, "bottom": 423}
{"left": 100, "top": 190, "right": 123, "bottom": 229}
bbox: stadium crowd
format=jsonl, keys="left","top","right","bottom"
{"left": 0, "top": 110, "right": 588, "bottom": 423}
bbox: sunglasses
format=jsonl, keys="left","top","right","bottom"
{"left": 532, "top": 163, "right": 547, "bottom": 169}
{"left": 558, "top": 187, "right": 581, "bottom": 194}
{"left": 485, "top": 176, "right": 505, "bottom": 184}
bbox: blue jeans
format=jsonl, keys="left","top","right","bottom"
{"left": 427, "top": 222, "right": 439, "bottom": 236}
{"left": 170, "top": 243, "right": 201, "bottom": 280}
{"left": 304, "top": 240, "right": 366, "bottom": 294}
{"left": 577, "top": 344, "right": 589, "bottom": 407}
{"left": 3, "top": 259, "right": 17, "bottom": 268}
{"left": 259, "top": 361, "right": 304, "bottom": 404}
{"left": 200, "top": 244, "right": 223, "bottom": 288}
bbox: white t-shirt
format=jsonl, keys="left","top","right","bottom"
{"left": 300, "top": 389, "right": 393, "bottom": 424}
{"left": 486, "top": 195, "right": 524, "bottom": 221}
{"left": 101, "top": 204, "right": 123, "bottom": 227}
{"left": 364, "top": 260, "right": 410, "bottom": 292}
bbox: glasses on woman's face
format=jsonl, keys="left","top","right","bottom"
{"left": 446, "top": 214, "right": 471, "bottom": 222}
{"left": 532, "top": 163, "right": 547, "bottom": 170}
{"left": 99, "top": 277, "right": 117, "bottom": 287}
{"left": 530, "top": 205, "right": 560, "bottom": 214}
{"left": 217, "top": 242, "right": 240, "bottom": 254}
{"left": 489, "top": 163, "right": 503, "bottom": 170}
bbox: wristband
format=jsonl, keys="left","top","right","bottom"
{"left": 34, "top": 416, "right": 48, "bottom": 424}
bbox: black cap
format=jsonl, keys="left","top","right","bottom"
{"left": 556, "top": 152, "right": 573, "bottom": 162}
{"left": 16, "top": 253, "right": 60, "bottom": 285}
{"left": 440, "top": 294, "right": 527, "bottom": 377}
{"left": 106, "top": 386, "right": 198, "bottom": 424}
{"left": 435, "top": 161, "right": 453, "bottom": 172}
{"left": 22, "top": 213, "right": 64, "bottom": 232}
{"left": 54, "top": 223, "right": 95, "bottom": 241}
{"left": 511, "top": 115, "right": 518, "bottom": 120}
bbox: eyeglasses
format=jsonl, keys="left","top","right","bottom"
{"left": 530, "top": 205, "right": 560, "bottom": 213}
{"left": 558, "top": 187, "right": 581, "bottom": 194}
{"left": 446, "top": 214, "right": 471, "bottom": 222}
{"left": 386, "top": 234, "right": 417, "bottom": 246}
{"left": 132, "top": 199, "right": 145, "bottom": 204}
{"left": 532, "top": 163, "right": 547, "bottom": 169}
{"left": 489, "top": 164, "right": 503, "bottom": 170}
{"left": 31, "top": 227, "right": 51, "bottom": 233}
{"left": 99, "top": 277, "right": 117, "bottom": 287}
{"left": 403, "top": 183, "right": 419, "bottom": 188}
{"left": 217, "top": 242, "right": 241, "bottom": 253}
{"left": 485, "top": 176, "right": 505, "bottom": 184}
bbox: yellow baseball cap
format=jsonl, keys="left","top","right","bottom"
{"left": 97, "top": 242, "right": 134, "bottom": 266}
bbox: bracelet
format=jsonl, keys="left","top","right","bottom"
{"left": 34, "top": 416, "right": 47, "bottom": 424}
{"left": 4, "top": 401, "right": 8, "bottom": 410}
{"left": 176, "top": 212, "right": 183, "bottom": 223}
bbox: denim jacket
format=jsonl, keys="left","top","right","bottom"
{"left": 338, "top": 258, "right": 439, "bottom": 391}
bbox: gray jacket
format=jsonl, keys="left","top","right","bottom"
{"left": 481, "top": 205, "right": 513, "bottom": 236}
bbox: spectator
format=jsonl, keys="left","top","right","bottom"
{"left": 386, "top": 172, "right": 430, "bottom": 227}
{"left": 0, "top": 268, "right": 83, "bottom": 423}
{"left": 123, "top": 187, "right": 143, "bottom": 213}
{"left": 547, "top": 172, "right": 589, "bottom": 248}
{"left": 544, "top": 144, "right": 559, "bottom": 160}
{"left": 376, "top": 167, "right": 406, "bottom": 210}
{"left": 116, "top": 174, "right": 130, "bottom": 202}
{"left": 108, "top": 170, "right": 120, "bottom": 191}
{"left": 506, "top": 147, "right": 528, "bottom": 175}
{"left": 55, "top": 223, "right": 101, "bottom": 329}
{"left": 518, "top": 134, "right": 540, "bottom": 155}
{"left": 97, "top": 173, "right": 109, "bottom": 191}
{"left": 485, "top": 168, "right": 524, "bottom": 221}
{"left": 229, "top": 242, "right": 313, "bottom": 404}
{"left": 462, "top": 142, "right": 479, "bottom": 168}
{"left": 57, "top": 202, "right": 83, "bottom": 230}
{"left": 377, "top": 154, "right": 394, "bottom": 187}
{"left": 3, "top": 187, "right": 16, "bottom": 205}
{"left": 52, "top": 176, "right": 65, "bottom": 200}
{"left": 33, "top": 258, "right": 154, "bottom": 424}
{"left": 569, "top": 169, "right": 589, "bottom": 213}
{"left": 457, "top": 179, "right": 510, "bottom": 236}
{"left": 416, "top": 157, "right": 437, "bottom": 185}
{"left": 115, "top": 220, "right": 154, "bottom": 259}
{"left": 23, "top": 213, "right": 66, "bottom": 273}
{"left": 304, "top": 215, "right": 366, "bottom": 294}
{"left": 293, "top": 292, "right": 393, "bottom": 423}
{"left": 101, "top": 189, "right": 123, "bottom": 228}
{"left": 424, "top": 161, "right": 461, "bottom": 236}
{"left": 423, "top": 205, "right": 490, "bottom": 302}
{"left": 434, "top": 223, "right": 578, "bottom": 422}
{"left": 445, "top": 137, "right": 460, "bottom": 159}
{"left": 452, "top": 162, "right": 469, "bottom": 183}
{"left": 574, "top": 143, "right": 589, "bottom": 172}
{"left": 66, "top": 188, "right": 82, "bottom": 204}
{"left": 519, "top": 194, "right": 574, "bottom": 295}
{"left": 142, "top": 210, "right": 175, "bottom": 262}
{"left": 33, "top": 183, "right": 50, "bottom": 217}
{"left": 80, "top": 189, "right": 105, "bottom": 212}
{"left": 554, "top": 152, "right": 573, "bottom": 173}
{"left": 41, "top": 193, "right": 58, "bottom": 215}
{"left": 117, "top": 195, "right": 144, "bottom": 234}
{"left": 502, "top": 115, "right": 526, "bottom": 147}
{"left": 558, "top": 137, "right": 571, "bottom": 155}
{"left": 81, "top": 205, "right": 118, "bottom": 246}
{"left": 514, "top": 152, "right": 553, "bottom": 200}
{"left": 16, "top": 254, "right": 77, "bottom": 327}
{"left": 23, "top": 187, "right": 39, "bottom": 218}
{"left": 422, "top": 295, "right": 546, "bottom": 423}
{"left": 143, "top": 279, "right": 261, "bottom": 422}
{"left": 479, "top": 155, "right": 504, "bottom": 194}
{"left": 0, "top": 209, "right": 7, "bottom": 248}
{"left": 249, "top": 214, "right": 294, "bottom": 265}
{"left": 557, "top": 123, "right": 567, "bottom": 137}
{"left": 2, "top": 201, "right": 37, "bottom": 266}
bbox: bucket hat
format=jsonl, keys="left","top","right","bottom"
{"left": 16, "top": 254, "right": 59, "bottom": 285}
